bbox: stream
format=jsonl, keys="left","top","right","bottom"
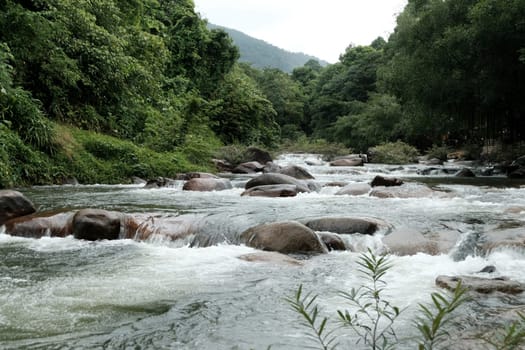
{"left": 2, "top": 153, "right": 525, "bottom": 349}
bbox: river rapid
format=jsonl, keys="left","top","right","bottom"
{"left": 2, "top": 154, "right": 525, "bottom": 349}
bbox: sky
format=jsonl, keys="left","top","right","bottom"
{"left": 194, "top": 0, "right": 408, "bottom": 63}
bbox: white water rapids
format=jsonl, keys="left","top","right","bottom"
{"left": 1, "top": 154, "right": 525, "bottom": 349}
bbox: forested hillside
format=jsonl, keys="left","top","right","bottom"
{"left": 208, "top": 24, "right": 328, "bottom": 73}
{"left": 1, "top": 0, "right": 524, "bottom": 188}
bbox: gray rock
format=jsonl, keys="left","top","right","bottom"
{"left": 241, "top": 184, "right": 299, "bottom": 197}
{"left": 335, "top": 183, "right": 371, "bottom": 196}
{"left": 183, "top": 178, "right": 232, "bottom": 192}
{"left": 72, "top": 209, "right": 123, "bottom": 241}
{"left": 436, "top": 275, "right": 525, "bottom": 294}
{"left": 245, "top": 173, "right": 310, "bottom": 193}
{"left": 303, "top": 217, "right": 383, "bottom": 235}
{"left": 240, "top": 221, "right": 328, "bottom": 254}
{"left": 318, "top": 232, "right": 347, "bottom": 251}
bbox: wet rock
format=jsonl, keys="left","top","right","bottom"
{"left": 212, "top": 159, "right": 233, "bottom": 172}
{"left": 478, "top": 265, "right": 496, "bottom": 274}
{"left": 183, "top": 178, "right": 232, "bottom": 192}
{"left": 245, "top": 147, "right": 272, "bottom": 164}
{"left": 245, "top": 173, "right": 310, "bottom": 193}
{"left": 262, "top": 162, "right": 281, "bottom": 173}
{"left": 436, "top": 275, "right": 525, "bottom": 294}
{"left": 324, "top": 181, "right": 348, "bottom": 187}
{"left": 318, "top": 232, "right": 347, "bottom": 251}
{"left": 4, "top": 211, "right": 74, "bottom": 238}
{"left": 370, "top": 175, "right": 403, "bottom": 187}
{"left": 241, "top": 184, "right": 299, "bottom": 197}
{"left": 455, "top": 168, "right": 476, "bottom": 177}
{"left": 305, "top": 158, "right": 324, "bottom": 166}
{"left": 177, "top": 172, "right": 219, "bottom": 180}
{"left": 238, "top": 251, "right": 304, "bottom": 266}
{"left": 370, "top": 183, "right": 435, "bottom": 198}
{"left": 277, "top": 165, "right": 315, "bottom": 180}
{"left": 144, "top": 177, "right": 177, "bottom": 188}
{"left": 232, "top": 161, "right": 264, "bottom": 174}
{"left": 382, "top": 228, "right": 440, "bottom": 256}
{"left": 330, "top": 158, "right": 363, "bottom": 167}
{"left": 0, "top": 190, "right": 37, "bottom": 226}
{"left": 240, "top": 221, "right": 328, "bottom": 254}
{"left": 131, "top": 176, "right": 147, "bottom": 185}
{"left": 127, "top": 214, "right": 197, "bottom": 241}
{"left": 335, "top": 183, "right": 371, "bottom": 196}
{"left": 302, "top": 217, "right": 383, "bottom": 235}
{"left": 72, "top": 209, "right": 124, "bottom": 241}
{"left": 482, "top": 226, "right": 525, "bottom": 252}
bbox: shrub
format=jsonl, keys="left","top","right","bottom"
{"left": 368, "top": 141, "right": 419, "bottom": 164}
{"left": 426, "top": 144, "right": 452, "bottom": 162}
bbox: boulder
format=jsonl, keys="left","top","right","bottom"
{"left": 72, "top": 209, "right": 124, "bottom": 241}
{"left": 144, "top": 177, "right": 176, "bottom": 189}
{"left": 238, "top": 251, "right": 304, "bottom": 266}
{"left": 232, "top": 161, "right": 264, "bottom": 174}
{"left": 318, "top": 232, "right": 347, "bottom": 251}
{"left": 370, "top": 175, "right": 404, "bottom": 187}
{"left": 436, "top": 275, "right": 525, "bottom": 294}
{"left": 277, "top": 165, "right": 315, "bottom": 180}
{"left": 262, "top": 162, "right": 282, "bottom": 173}
{"left": 370, "top": 183, "right": 435, "bottom": 198}
{"left": 3, "top": 211, "right": 74, "bottom": 238}
{"left": 382, "top": 228, "right": 439, "bottom": 256}
{"left": 245, "top": 173, "right": 310, "bottom": 193}
{"left": 212, "top": 159, "right": 233, "bottom": 172}
{"left": 335, "top": 183, "right": 371, "bottom": 196}
{"left": 0, "top": 190, "right": 37, "bottom": 226}
{"left": 302, "top": 217, "right": 383, "bottom": 235}
{"left": 455, "top": 168, "right": 476, "bottom": 177}
{"left": 330, "top": 158, "right": 363, "bottom": 167}
{"left": 183, "top": 178, "right": 232, "bottom": 192}
{"left": 131, "top": 176, "right": 147, "bottom": 185}
{"left": 177, "top": 172, "right": 219, "bottom": 180}
{"left": 240, "top": 221, "right": 328, "bottom": 254}
{"left": 241, "top": 184, "right": 299, "bottom": 197}
{"left": 245, "top": 147, "right": 272, "bottom": 164}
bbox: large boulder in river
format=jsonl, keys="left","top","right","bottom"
{"left": 240, "top": 221, "right": 328, "bottom": 254}
{"left": 4, "top": 211, "right": 74, "bottom": 238}
{"left": 183, "top": 178, "right": 232, "bottom": 192}
{"left": 72, "top": 209, "right": 124, "bottom": 241}
{"left": 0, "top": 190, "right": 36, "bottom": 226}
{"left": 277, "top": 165, "right": 315, "bottom": 180}
{"left": 302, "top": 217, "right": 384, "bottom": 235}
{"left": 245, "top": 173, "right": 310, "bottom": 193}
{"left": 436, "top": 275, "right": 525, "bottom": 294}
{"left": 335, "top": 183, "right": 371, "bottom": 196}
{"left": 241, "top": 184, "right": 299, "bottom": 197}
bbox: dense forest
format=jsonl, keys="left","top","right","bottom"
{"left": 1, "top": 0, "right": 524, "bottom": 187}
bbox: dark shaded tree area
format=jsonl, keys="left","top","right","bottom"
{"left": 0, "top": 0, "right": 279, "bottom": 159}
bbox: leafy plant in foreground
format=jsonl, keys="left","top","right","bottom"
{"left": 416, "top": 281, "right": 469, "bottom": 350}
{"left": 482, "top": 312, "right": 525, "bottom": 350}
{"left": 286, "top": 284, "right": 338, "bottom": 350}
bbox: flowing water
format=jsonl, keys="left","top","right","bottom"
{"left": 2, "top": 154, "right": 525, "bottom": 349}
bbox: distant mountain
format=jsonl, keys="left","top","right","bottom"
{"left": 208, "top": 24, "right": 329, "bottom": 73}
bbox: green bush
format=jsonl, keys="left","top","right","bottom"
{"left": 279, "top": 136, "right": 351, "bottom": 161}
{"left": 368, "top": 141, "right": 419, "bottom": 164}
{"left": 426, "top": 144, "right": 452, "bottom": 161}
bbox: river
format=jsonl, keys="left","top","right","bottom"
{"left": 1, "top": 154, "right": 525, "bottom": 349}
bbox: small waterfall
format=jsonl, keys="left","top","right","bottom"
{"left": 449, "top": 230, "right": 485, "bottom": 261}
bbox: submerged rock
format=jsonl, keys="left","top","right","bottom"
{"left": 382, "top": 228, "right": 440, "bottom": 256}
{"left": 330, "top": 158, "right": 363, "bottom": 167}
{"left": 0, "top": 190, "right": 37, "bottom": 226}
{"left": 302, "top": 217, "right": 383, "bottom": 235}
{"left": 335, "top": 183, "right": 371, "bottom": 196}
{"left": 436, "top": 275, "right": 525, "bottom": 294}
{"left": 4, "top": 211, "right": 74, "bottom": 238}
{"left": 370, "top": 183, "right": 435, "bottom": 198}
{"left": 240, "top": 221, "right": 328, "bottom": 254}
{"left": 238, "top": 251, "right": 304, "bottom": 266}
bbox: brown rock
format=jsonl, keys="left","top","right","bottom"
{"left": 241, "top": 185, "right": 299, "bottom": 197}
{"left": 318, "top": 232, "right": 347, "bottom": 251}
{"left": 436, "top": 275, "right": 525, "bottom": 294}
{"left": 0, "top": 190, "right": 36, "bottom": 226}
{"left": 4, "top": 211, "right": 74, "bottom": 238}
{"left": 330, "top": 158, "right": 363, "bottom": 167}
{"left": 370, "top": 175, "right": 404, "bottom": 187}
{"left": 183, "top": 178, "right": 232, "bottom": 192}
{"left": 245, "top": 173, "right": 310, "bottom": 193}
{"left": 240, "top": 221, "right": 328, "bottom": 254}
{"left": 72, "top": 209, "right": 123, "bottom": 241}
{"left": 303, "top": 217, "right": 383, "bottom": 235}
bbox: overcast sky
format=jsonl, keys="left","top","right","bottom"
{"left": 194, "top": 0, "right": 408, "bottom": 63}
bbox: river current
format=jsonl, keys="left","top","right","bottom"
{"left": 2, "top": 154, "right": 525, "bottom": 349}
